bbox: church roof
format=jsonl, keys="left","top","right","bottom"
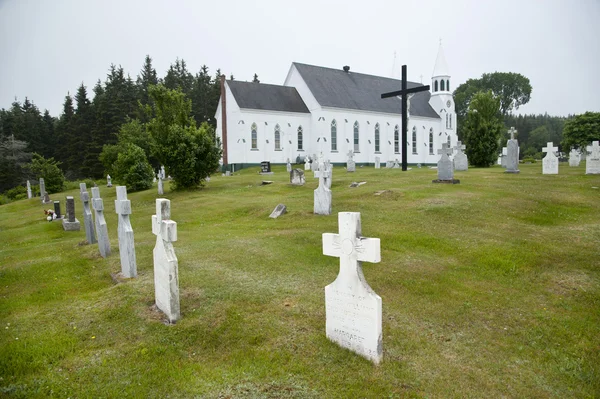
{"left": 432, "top": 44, "right": 450, "bottom": 77}
{"left": 292, "top": 63, "right": 440, "bottom": 119}
{"left": 227, "top": 80, "right": 310, "bottom": 113}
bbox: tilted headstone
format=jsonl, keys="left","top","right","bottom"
{"left": 290, "top": 169, "right": 306, "bottom": 186}
{"left": 91, "top": 187, "right": 111, "bottom": 258}
{"left": 314, "top": 160, "right": 332, "bottom": 215}
{"left": 453, "top": 141, "right": 468, "bottom": 171}
{"left": 152, "top": 198, "right": 180, "bottom": 323}
{"left": 586, "top": 141, "right": 600, "bottom": 174}
{"left": 505, "top": 127, "right": 520, "bottom": 174}
{"left": 346, "top": 150, "right": 355, "bottom": 172}
{"left": 53, "top": 201, "right": 62, "bottom": 219}
{"left": 269, "top": 204, "right": 287, "bottom": 219}
{"left": 62, "top": 196, "right": 81, "bottom": 231}
{"left": 501, "top": 147, "right": 508, "bottom": 168}
{"left": 286, "top": 158, "right": 292, "bottom": 173}
{"left": 569, "top": 149, "right": 581, "bottom": 167}
{"left": 374, "top": 157, "right": 380, "bottom": 169}
{"left": 115, "top": 186, "right": 137, "bottom": 278}
{"left": 304, "top": 157, "right": 311, "bottom": 171}
{"left": 80, "top": 183, "right": 96, "bottom": 244}
{"left": 158, "top": 174, "right": 164, "bottom": 195}
{"left": 107, "top": 174, "right": 112, "bottom": 187}
{"left": 542, "top": 142, "right": 559, "bottom": 175}
{"left": 433, "top": 143, "right": 459, "bottom": 183}
{"left": 26, "top": 180, "right": 32, "bottom": 199}
{"left": 322, "top": 212, "right": 382, "bottom": 364}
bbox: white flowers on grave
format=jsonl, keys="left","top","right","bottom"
{"left": 44, "top": 209, "right": 57, "bottom": 221}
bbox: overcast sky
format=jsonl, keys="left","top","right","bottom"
{"left": 1, "top": 0, "right": 598, "bottom": 117}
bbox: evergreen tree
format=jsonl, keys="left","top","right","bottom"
{"left": 73, "top": 83, "right": 95, "bottom": 177}
{"left": 0, "top": 135, "right": 31, "bottom": 192}
{"left": 462, "top": 91, "right": 504, "bottom": 167}
{"left": 20, "top": 98, "right": 45, "bottom": 155}
{"left": 164, "top": 58, "right": 194, "bottom": 96}
{"left": 54, "top": 93, "right": 76, "bottom": 175}
{"left": 190, "top": 65, "right": 213, "bottom": 126}
{"left": 137, "top": 55, "right": 158, "bottom": 121}
{"left": 40, "top": 110, "right": 56, "bottom": 159}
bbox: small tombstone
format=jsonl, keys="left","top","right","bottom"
{"left": 322, "top": 212, "right": 382, "bottom": 364}
{"left": 314, "top": 160, "right": 332, "bottom": 215}
{"left": 312, "top": 154, "right": 319, "bottom": 172}
{"left": 315, "top": 161, "right": 332, "bottom": 189}
{"left": 26, "top": 180, "right": 32, "bottom": 199}
{"left": 225, "top": 171, "right": 231, "bottom": 176}
{"left": 107, "top": 174, "right": 112, "bottom": 187}
{"left": 393, "top": 159, "right": 400, "bottom": 169}
{"left": 62, "top": 196, "right": 81, "bottom": 231}
{"left": 80, "top": 183, "right": 96, "bottom": 244}
{"left": 152, "top": 198, "right": 180, "bottom": 323}
{"left": 349, "top": 181, "right": 367, "bottom": 188}
{"left": 386, "top": 160, "right": 394, "bottom": 168}
{"left": 115, "top": 186, "right": 137, "bottom": 278}
{"left": 43, "top": 192, "right": 51, "bottom": 204}
{"left": 260, "top": 161, "right": 273, "bottom": 174}
{"left": 40, "top": 178, "right": 51, "bottom": 204}
{"left": 269, "top": 204, "right": 287, "bottom": 219}
{"left": 286, "top": 158, "right": 292, "bottom": 173}
{"left": 586, "top": 141, "right": 600, "bottom": 175}
{"left": 304, "top": 157, "right": 311, "bottom": 171}
{"left": 290, "top": 169, "right": 306, "bottom": 186}
{"left": 158, "top": 174, "right": 164, "bottom": 195}
{"left": 542, "top": 142, "right": 559, "bottom": 175}
{"left": 91, "top": 187, "right": 111, "bottom": 258}
{"left": 501, "top": 147, "right": 508, "bottom": 168}
{"left": 433, "top": 143, "right": 460, "bottom": 184}
{"left": 53, "top": 201, "right": 62, "bottom": 219}
{"left": 347, "top": 150, "right": 356, "bottom": 172}
{"left": 505, "top": 127, "right": 520, "bottom": 174}
{"left": 569, "top": 149, "right": 581, "bottom": 167}
{"left": 160, "top": 165, "right": 166, "bottom": 179}
{"left": 374, "top": 157, "right": 380, "bottom": 169}
{"left": 453, "top": 141, "right": 468, "bottom": 171}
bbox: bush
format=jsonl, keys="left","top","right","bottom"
{"left": 27, "top": 153, "right": 65, "bottom": 194}
{"left": 522, "top": 157, "right": 536, "bottom": 164}
{"left": 113, "top": 143, "right": 154, "bottom": 192}
{"left": 64, "top": 179, "right": 96, "bottom": 191}
{"left": 4, "top": 185, "right": 27, "bottom": 200}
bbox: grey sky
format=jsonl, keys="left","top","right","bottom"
{"left": 1, "top": 0, "right": 598, "bottom": 117}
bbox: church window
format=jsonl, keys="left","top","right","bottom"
{"left": 251, "top": 123, "right": 258, "bottom": 149}
{"left": 447, "top": 135, "right": 451, "bottom": 148}
{"left": 331, "top": 119, "right": 337, "bottom": 151}
{"left": 449, "top": 114, "right": 452, "bottom": 129}
{"left": 440, "top": 79, "right": 445, "bottom": 91}
{"left": 434, "top": 80, "right": 438, "bottom": 92}
{"left": 274, "top": 124, "right": 281, "bottom": 150}
{"left": 353, "top": 121, "right": 359, "bottom": 152}
{"left": 429, "top": 129, "right": 434, "bottom": 155}
{"left": 445, "top": 114, "right": 448, "bottom": 129}
{"left": 447, "top": 80, "right": 450, "bottom": 91}
{"left": 297, "top": 126, "right": 303, "bottom": 150}
{"left": 374, "top": 123, "right": 380, "bottom": 152}
{"left": 394, "top": 125, "right": 400, "bottom": 153}
{"left": 412, "top": 126, "right": 417, "bottom": 154}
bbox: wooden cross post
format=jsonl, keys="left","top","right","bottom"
{"left": 381, "top": 65, "right": 430, "bottom": 171}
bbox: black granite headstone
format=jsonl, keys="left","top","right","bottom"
{"left": 53, "top": 201, "right": 62, "bottom": 218}
{"left": 260, "top": 161, "right": 271, "bottom": 173}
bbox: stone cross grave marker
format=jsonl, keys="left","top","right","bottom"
{"left": 91, "top": 187, "right": 111, "bottom": 257}
{"left": 505, "top": 127, "right": 520, "bottom": 173}
{"left": 322, "top": 212, "right": 382, "bottom": 364}
{"left": 374, "top": 156, "right": 380, "bottom": 169}
{"left": 158, "top": 173, "right": 164, "bottom": 195}
{"left": 290, "top": 169, "right": 305, "bottom": 186}
{"left": 433, "top": 143, "right": 459, "bottom": 183}
{"left": 152, "top": 198, "right": 180, "bottom": 323}
{"left": 586, "top": 141, "right": 600, "bottom": 175}
{"left": 393, "top": 158, "right": 401, "bottom": 169}
{"left": 569, "top": 149, "right": 581, "bottom": 167}
{"left": 542, "top": 142, "right": 559, "bottom": 175}
{"left": 115, "top": 186, "right": 137, "bottom": 278}
{"left": 315, "top": 160, "right": 332, "bottom": 189}
{"left": 453, "top": 141, "right": 468, "bottom": 171}
{"left": 62, "top": 196, "right": 81, "bottom": 231}
{"left": 347, "top": 150, "right": 356, "bottom": 172}
{"left": 107, "top": 174, "right": 112, "bottom": 187}
{"left": 286, "top": 158, "right": 292, "bottom": 173}
{"left": 314, "top": 160, "right": 332, "bottom": 215}
{"left": 305, "top": 156, "right": 311, "bottom": 171}
{"left": 27, "top": 180, "right": 32, "bottom": 199}
{"left": 80, "top": 183, "right": 96, "bottom": 244}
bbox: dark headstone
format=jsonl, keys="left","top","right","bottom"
{"left": 53, "top": 201, "right": 62, "bottom": 218}
{"left": 66, "top": 196, "right": 76, "bottom": 222}
{"left": 260, "top": 161, "right": 272, "bottom": 173}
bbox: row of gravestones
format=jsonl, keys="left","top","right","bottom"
{"left": 540, "top": 141, "right": 600, "bottom": 175}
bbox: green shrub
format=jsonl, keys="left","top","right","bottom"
{"left": 64, "top": 179, "right": 96, "bottom": 191}
{"left": 4, "top": 185, "right": 27, "bottom": 200}
{"left": 522, "top": 157, "right": 536, "bottom": 164}
{"left": 27, "top": 153, "right": 65, "bottom": 194}
{"left": 113, "top": 143, "right": 154, "bottom": 192}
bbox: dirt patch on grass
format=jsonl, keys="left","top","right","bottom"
{"left": 547, "top": 270, "right": 596, "bottom": 296}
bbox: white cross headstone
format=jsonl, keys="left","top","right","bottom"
{"left": 115, "top": 186, "right": 137, "bottom": 278}
{"left": 91, "top": 187, "right": 111, "bottom": 258}
{"left": 374, "top": 156, "right": 380, "bottom": 169}
{"left": 505, "top": 128, "right": 520, "bottom": 173}
{"left": 152, "top": 198, "right": 180, "bottom": 323}
{"left": 569, "top": 149, "right": 581, "bottom": 167}
{"left": 80, "top": 183, "right": 96, "bottom": 244}
{"left": 314, "top": 160, "right": 332, "bottom": 189}
{"left": 26, "top": 180, "right": 32, "bottom": 199}
{"left": 106, "top": 174, "right": 112, "bottom": 187}
{"left": 304, "top": 157, "right": 311, "bottom": 171}
{"left": 347, "top": 150, "right": 355, "bottom": 172}
{"left": 436, "top": 143, "right": 454, "bottom": 180}
{"left": 542, "top": 142, "right": 559, "bottom": 175}
{"left": 314, "top": 160, "right": 332, "bottom": 215}
{"left": 586, "top": 141, "right": 600, "bottom": 175}
{"left": 286, "top": 158, "right": 292, "bottom": 173}
{"left": 322, "top": 212, "right": 382, "bottom": 363}
{"left": 312, "top": 154, "right": 319, "bottom": 172}
{"left": 453, "top": 140, "right": 468, "bottom": 171}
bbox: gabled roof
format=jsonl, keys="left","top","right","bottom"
{"left": 227, "top": 80, "right": 310, "bottom": 114}
{"left": 292, "top": 63, "right": 440, "bottom": 119}
{"left": 432, "top": 44, "right": 450, "bottom": 77}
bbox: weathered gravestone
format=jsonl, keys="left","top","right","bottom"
{"left": 269, "top": 204, "right": 287, "bottom": 219}
{"left": 453, "top": 141, "right": 468, "bottom": 171}
{"left": 569, "top": 149, "right": 581, "bottom": 167}
{"left": 157, "top": 174, "right": 164, "bottom": 195}
{"left": 286, "top": 158, "right": 292, "bottom": 173}
{"left": 315, "top": 161, "right": 332, "bottom": 189}
{"left": 433, "top": 143, "right": 459, "bottom": 184}
{"left": 542, "top": 142, "right": 559, "bottom": 175}
{"left": 43, "top": 192, "right": 51, "bottom": 204}
{"left": 393, "top": 159, "right": 401, "bottom": 169}
{"left": 115, "top": 186, "right": 137, "bottom": 278}
{"left": 500, "top": 147, "right": 508, "bottom": 168}
{"left": 40, "top": 178, "right": 51, "bottom": 204}
{"left": 107, "top": 174, "right": 112, "bottom": 187}
{"left": 27, "top": 180, "right": 32, "bottom": 199}
{"left": 53, "top": 201, "right": 62, "bottom": 219}
{"left": 586, "top": 141, "right": 600, "bottom": 175}
{"left": 386, "top": 160, "right": 394, "bottom": 168}
{"left": 80, "top": 183, "right": 96, "bottom": 244}
{"left": 322, "top": 212, "right": 382, "bottom": 364}
{"left": 346, "top": 150, "right": 355, "bottom": 172}
{"left": 305, "top": 157, "right": 311, "bottom": 171}
{"left": 505, "top": 127, "right": 520, "bottom": 174}
{"left": 160, "top": 165, "right": 166, "bottom": 179}
{"left": 152, "top": 198, "right": 180, "bottom": 323}
{"left": 91, "top": 187, "right": 111, "bottom": 258}
{"left": 290, "top": 169, "right": 305, "bottom": 186}
{"left": 314, "top": 160, "right": 332, "bottom": 215}
{"left": 312, "top": 154, "right": 319, "bottom": 172}
{"left": 374, "top": 157, "right": 380, "bottom": 169}
{"left": 62, "top": 196, "right": 81, "bottom": 231}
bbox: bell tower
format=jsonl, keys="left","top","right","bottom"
{"left": 429, "top": 42, "right": 456, "bottom": 138}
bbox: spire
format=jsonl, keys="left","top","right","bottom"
{"left": 432, "top": 42, "right": 450, "bottom": 77}
{"left": 391, "top": 51, "right": 401, "bottom": 79}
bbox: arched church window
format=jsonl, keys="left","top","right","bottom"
{"left": 251, "top": 123, "right": 258, "bottom": 149}
{"left": 353, "top": 121, "right": 360, "bottom": 152}
{"left": 331, "top": 119, "right": 337, "bottom": 151}
{"left": 445, "top": 114, "right": 449, "bottom": 129}
{"left": 440, "top": 80, "right": 445, "bottom": 91}
{"left": 412, "top": 126, "right": 417, "bottom": 154}
{"left": 297, "top": 126, "right": 303, "bottom": 150}
{"left": 446, "top": 80, "right": 450, "bottom": 91}
{"left": 429, "top": 128, "right": 434, "bottom": 155}
{"left": 447, "top": 135, "right": 451, "bottom": 148}
{"left": 274, "top": 124, "right": 281, "bottom": 150}
{"left": 374, "top": 123, "right": 380, "bottom": 153}
{"left": 449, "top": 114, "right": 452, "bottom": 129}
{"left": 434, "top": 80, "right": 438, "bottom": 92}
{"left": 394, "top": 125, "right": 400, "bottom": 154}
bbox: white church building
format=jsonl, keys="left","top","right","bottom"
{"left": 215, "top": 45, "right": 455, "bottom": 168}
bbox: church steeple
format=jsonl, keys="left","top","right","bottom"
{"left": 431, "top": 41, "right": 450, "bottom": 94}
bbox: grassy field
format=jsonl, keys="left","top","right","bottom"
{"left": 1, "top": 163, "right": 599, "bottom": 398}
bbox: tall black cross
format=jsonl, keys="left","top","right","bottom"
{"left": 381, "top": 65, "right": 430, "bottom": 171}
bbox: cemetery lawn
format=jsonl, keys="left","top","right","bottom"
{"left": 1, "top": 163, "right": 599, "bottom": 399}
